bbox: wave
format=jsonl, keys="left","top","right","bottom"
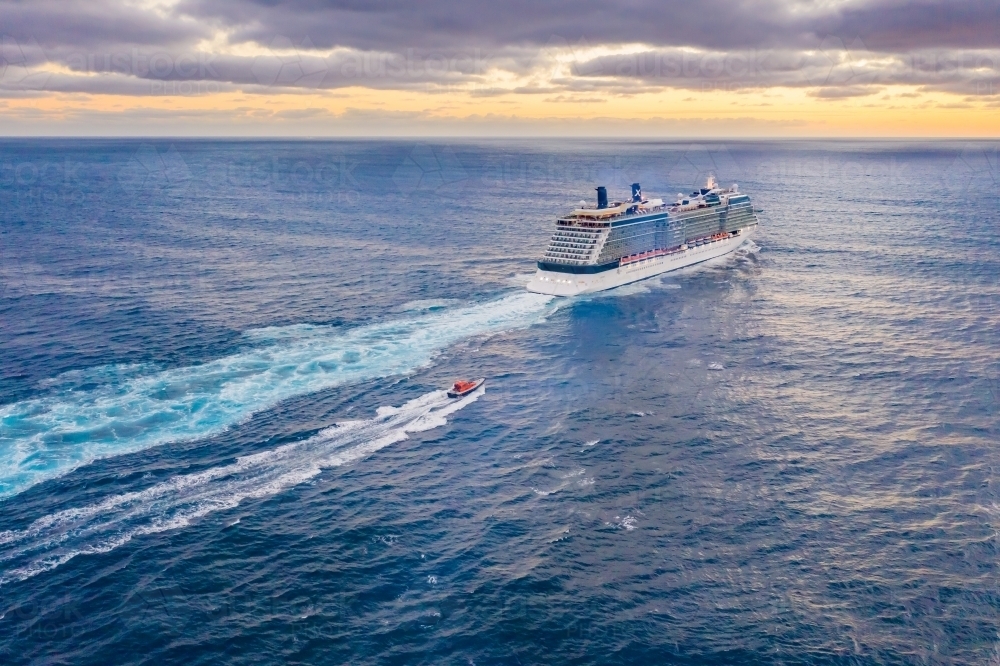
{"left": 0, "top": 388, "right": 482, "bottom": 586}
{"left": 0, "top": 292, "right": 555, "bottom": 498}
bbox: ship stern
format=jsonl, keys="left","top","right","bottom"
{"left": 526, "top": 269, "right": 595, "bottom": 296}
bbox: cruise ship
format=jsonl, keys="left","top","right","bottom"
{"left": 527, "top": 176, "right": 758, "bottom": 296}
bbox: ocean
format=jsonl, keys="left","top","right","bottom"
{"left": 1, "top": 138, "right": 999, "bottom": 664}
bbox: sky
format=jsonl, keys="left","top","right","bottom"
{"left": 0, "top": 0, "right": 998, "bottom": 136}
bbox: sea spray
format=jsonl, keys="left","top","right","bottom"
{"left": 0, "top": 292, "right": 554, "bottom": 498}
{"left": 0, "top": 388, "right": 483, "bottom": 586}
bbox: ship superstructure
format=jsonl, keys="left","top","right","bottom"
{"left": 526, "top": 176, "right": 758, "bottom": 296}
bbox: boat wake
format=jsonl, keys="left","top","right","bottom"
{"left": 0, "top": 292, "right": 555, "bottom": 499}
{"left": 0, "top": 388, "right": 482, "bottom": 586}
{"left": 735, "top": 239, "right": 761, "bottom": 260}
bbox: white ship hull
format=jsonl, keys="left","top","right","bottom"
{"left": 527, "top": 227, "right": 753, "bottom": 297}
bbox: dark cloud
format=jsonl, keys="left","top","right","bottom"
{"left": 0, "top": 45, "right": 504, "bottom": 95}
{"left": 824, "top": 0, "right": 1000, "bottom": 51}
{"left": 554, "top": 47, "right": 1000, "bottom": 99}
{"left": 5, "top": 0, "right": 998, "bottom": 54}
{"left": 181, "top": 0, "right": 786, "bottom": 51}
{"left": 0, "top": 0, "right": 998, "bottom": 98}
{"left": 178, "top": 0, "right": 1000, "bottom": 51}
{"left": 1, "top": 0, "right": 206, "bottom": 51}
{"left": 809, "top": 85, "right": 883, "bottom": 99}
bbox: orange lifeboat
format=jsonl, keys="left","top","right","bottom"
{"left": 447, "top": 378, "right": 485, "bottom": 398}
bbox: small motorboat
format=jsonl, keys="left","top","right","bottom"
{"left": 447, "top": 378, "right": 485, "bottom": 398}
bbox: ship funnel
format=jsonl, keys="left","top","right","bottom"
{"left": 631, "top": 183, "right": 642, "bottom": 202}
{"left": 596, "top": 186, "right": 608, "bottom": 209}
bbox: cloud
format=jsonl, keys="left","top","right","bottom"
{"left": 175, "top": 0, "right": 1000, "bottom": 52}
{"left": 566, "top": 47, "right": 1000, "bottom": 97}
{"left": 825, "top": 0, "right": 1000, "bottom": 51}
{"left": 809, "top": 85, "right": 883, "bottom": 99}
{"left": 543, "top": 95, "right": 607, "bottom": 103}
{"left": 5, "top": 0, "right": 999, "bottom": 55}
{"left": 0, "top": 0, "right": 998, "bottom": 101}
{"left": 1, "top": 0, "right": 206, "bottom": 51}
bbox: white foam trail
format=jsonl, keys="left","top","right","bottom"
{"left": 396, "top": 298, "right": 459, "bottom": 312}
{"left": 735, "top": 239, "right": 760, "bottom": 259}
{"left": 0, "top": 292, "right": 555, "bottom": 498}
{"left": 0, "top": 388, "right": 482, "bottom": 586}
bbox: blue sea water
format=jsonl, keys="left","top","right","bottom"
{"left": 1, "top": 138, "right": 999, "bottom": 664}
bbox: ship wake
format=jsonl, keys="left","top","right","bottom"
{"left": 0, "top": 292, "right": 555, "bottom": 499}
{"left": 0, "top": 388, "right": 482, "bottom": 586}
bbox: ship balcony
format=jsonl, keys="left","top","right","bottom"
{"left": 545, "top": 248, "right": 593, "bottom": 259}
{"left": 552, "top": 231, "right": 598, "bottom": 238}
{"left": 557, "top": 219, "right": 612, "bottom": 229}
{"left": 542, "top": 257, "right": 590, "bottom": 265}
{"left": 549, "top": 241, "right": 596, "bottom": 250}
{"left": 544, "top": 251, "right": 594, "bottom": 262}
